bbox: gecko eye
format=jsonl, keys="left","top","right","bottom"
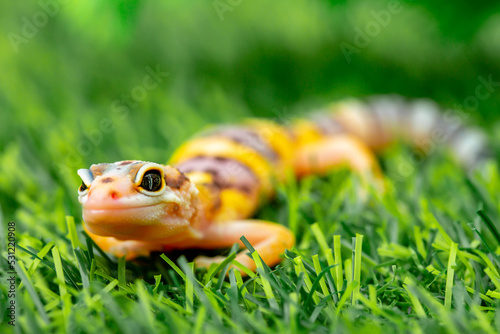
{"left": 78, "top": 179, "right": 91, "bottom": 195}
{"left": 77, "top": 168, "right": 93, "bottom": 196}
{"left": 79, "top": 181, "right": 88, "bottom": 192}
{"left": 140, "top": 170, "right": 163, "bottom": 192}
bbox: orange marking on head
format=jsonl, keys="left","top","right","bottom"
{"left": 128, "top": 164, "right": 143, "bottom": 179}
{"left": 90, "top": 164, "right": 111, "bottom": 177}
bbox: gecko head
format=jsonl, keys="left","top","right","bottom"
{"left": 77, "top": 160, "right": 199, "bottom": 241}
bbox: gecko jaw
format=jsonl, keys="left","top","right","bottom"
{"left": 83, "top": 201, "right": 192, "bottom": 241}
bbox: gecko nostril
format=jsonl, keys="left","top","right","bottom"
{"left": 110, "top": 191, "right": 120, "bottom": 200}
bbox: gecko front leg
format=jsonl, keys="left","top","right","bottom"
{"left": 193, "top": 219, "right": 295, "bottom": 274}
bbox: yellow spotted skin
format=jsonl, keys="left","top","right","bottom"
{"left": 291, "top": 119, "right": 324, "bottom": 146}
{"left": 170, "top": 121, "right": 297, "bottom": 222}
{"left": 78, "top": 96, "right": 489, "bottom": 275}
{"left": 243, "top": 119, "right": 296, "bottom": 173}
{"left": 170, "top": 137, "right": 274, "bottom": 195}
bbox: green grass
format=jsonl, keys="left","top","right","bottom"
{"left": 1, "top": 148, "right": 500, "bottom": 333}
{"left": 2, "top": 0, "right": 500, "bottom": 333}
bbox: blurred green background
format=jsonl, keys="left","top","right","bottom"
{"left": 1, "top": 0, "right": 500, "bottom": 220}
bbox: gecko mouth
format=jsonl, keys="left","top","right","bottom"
{"left": 83, "top": 203, "right": 166, "bottom": 225}
{"left": 83, "top": 203, "right": 189, "bottom": 240}
{"left": 83, "top": 202, "right": 165, "bottom": 212}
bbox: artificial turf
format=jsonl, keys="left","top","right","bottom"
{"left": 1, "top": 147, "right": 500, "bottom": 333}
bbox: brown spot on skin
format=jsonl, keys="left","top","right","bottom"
{"left": 165, "top": 170, "right": 189, "bottom": 189}
{"left": 118, "top": 160, "right": 134, "bottom": 166}
{"left": 101, "top": 177, "right": 114, "bottom": 184}
{"left": 211, "top": 193, "right": 222, "bottom": 211}
{"left": 238, "top": 185, "right": 252, "bottom": 194}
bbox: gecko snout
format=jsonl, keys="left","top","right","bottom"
{"left": 86, "top": 176, "right": 132, "bottom": 203}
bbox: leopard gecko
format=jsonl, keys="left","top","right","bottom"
{"left": 77, "top": 96, "right": 489, "bottom": 274}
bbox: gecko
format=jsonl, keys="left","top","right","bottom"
{"left": 77, "top": 96, "right": 490, "bottom": 274}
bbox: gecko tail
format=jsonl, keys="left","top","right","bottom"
{"left": 303, "top": 95, "right": 493, "bottom": 172}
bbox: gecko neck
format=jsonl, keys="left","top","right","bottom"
{"left": 187, "top": 197, "right": 209, "bottom": 233}
{"left": 156, "top": 195, "right": 208, "bottom": 245}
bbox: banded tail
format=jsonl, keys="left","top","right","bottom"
{"left": 305, "top": 96, "right": 491, "bottom": 169}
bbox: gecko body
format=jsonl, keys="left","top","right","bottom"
{"left": 78, "top": 96, "right": 489, "bottom": 273}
